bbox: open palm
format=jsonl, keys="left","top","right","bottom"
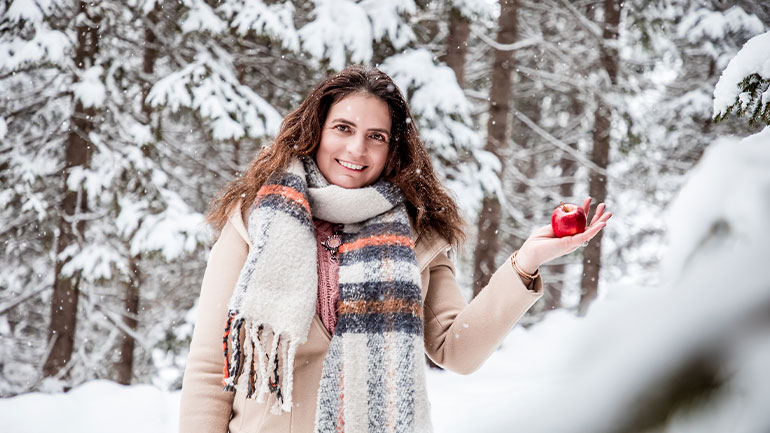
{"left": 516, "top": 197, "right": 613, "bottom": 273}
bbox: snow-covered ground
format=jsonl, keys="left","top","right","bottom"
{"left": 0, "top": 380, "right": 180, "bottom": 433}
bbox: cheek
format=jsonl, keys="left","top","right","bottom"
{"left": 372, "top": 149, "right": 390, "bottom": 173}
{"left": 316, "top": 135, "right": 335, "bottom": 163}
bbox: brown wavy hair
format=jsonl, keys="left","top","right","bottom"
{"left": 206, "top": 64, "right": 466, "bottom": 248}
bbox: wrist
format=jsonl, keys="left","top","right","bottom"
{"left": 511, "top": 250, "right": 540, "bottom": 282}
{"left": 514, "top": 249, "right": 539, "bottom": 275}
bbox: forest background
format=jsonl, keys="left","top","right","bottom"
{"left": 2, "top": 0, "right": 770, "bottom": 431}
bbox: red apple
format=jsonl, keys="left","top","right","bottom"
{"left": 551, "top": 201, "right": 587, "bottom": 238}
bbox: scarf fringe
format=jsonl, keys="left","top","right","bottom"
{"left": 222, "top": 312, "right": 298, "bottom": 413}
{"left": 222, "top": 315, "right": 243, "bottom": 392}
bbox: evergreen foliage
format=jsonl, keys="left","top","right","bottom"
{"left": 714, "top": 73, "right": 770, "bottom": 126}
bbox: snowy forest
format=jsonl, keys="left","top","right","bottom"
{"left": 2, "top": 0, "right": 770, "bottom": 432}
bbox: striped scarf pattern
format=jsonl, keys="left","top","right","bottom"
{"left": 223, "top": 157, "right": 432, "bottom": 433}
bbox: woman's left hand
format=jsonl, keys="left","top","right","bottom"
{"left": 515, "top": 197, "right": 613, "bottom": 274}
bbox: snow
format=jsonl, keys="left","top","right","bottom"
{"left": 450, "top": 0, "right": 497, "bottom": 21}
{"left": 299, "top": 0, "right": 374, "bottom": 71}
{"left": 141, "top": 0, "right": 160, "bottom": 15}
{"left": 72, "top": 66, "right": 106, "bottom": 108}
{"left": 59, "top": 242, "right": 127, "bottom": 281}
{"left": 127, "top": 123, "right": 153, "bottom": 147}
{"left": 6, "top": 128, "right": 769, "bottom": 432}
{"left": 5, "top": 0, "right": 49, "bottom": 24}
{"left": 0, "top": 380, "right": 179, "bottom": 433}
{"left": 713, "top": 31, "right": 770, "bottom": 118}
{"left": 662, "top": 125, "right": 770, "bottom": 280}
{"left": 298, "top": 0, "right": 418, "bottom": 70}
{"left": 65, "top": 165, "right": 110, "bottom": 203}
{"left": 359, "top": 0, "right": 415, "bottom": 50}
{"left": 180, "top": 0, "right": 225, "bottom": 34}
{"left": 147, "top": 50, "right": 282, "bottom": 140}
{"left": 128, "top": 190, "right": 208, "bottom": 261}
{"left": 225, "top": 0, "right": 300, "bottom": 52}
{"left": 382, "top": 49, "right": 473, "bottom": 126}
{"left": 678, "top": 6, "right": 764, "bottom": 43}
{"left": 0, "top": 28, "right": 70, "bottom": 71}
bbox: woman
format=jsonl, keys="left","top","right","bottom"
{"left": 179, "top": 65, "right": 611, "bottom": 433}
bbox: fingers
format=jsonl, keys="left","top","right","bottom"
{"left": 577, "top": 221, "right": 607, "bottom": 243}
{"left": 575, "top": 224, "right": 604, "bottom": 245}
{"left": 581, "top": 197, "right": 592, "bottom": 215}
{"left": 589, "top": 203, "right": 606, "bottom": 225}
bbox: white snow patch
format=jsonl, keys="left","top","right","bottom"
{"left": 147, "top": 51, "right": 281, "bottom": 140}
{"left": 225, "top": 0, "right": 300, "bottom": 52}
{"left": 299, "top": 0, "right": 373, "bottom": 70}
{"left": 0, "top": 28, "right": 70, "bottom": 71}
{"left": 662, "top": 126, "right": 770, "bottom": 279}
{"left": 0, "top": 380, "right": 179, "bottom": 433}
{"left": 128, "top": 123, "right": 153, "bottom": 146}
{"left": 129, "top": 190, "right": 207, "bottom": 261}
{"left": 72, "top": 66, "right": 106, "bottom": 109}
{"left": 59, "top": 242, "right": 127, "bottom": 282}
{"left": 678, "top": 6, "right": 764, "bottom": 43}
{"left": 180, "top": 0, "right": 225, "bottom": 34}
{"left": 359, "top": 0, "right": 415, "bottom": 49}
{"left": 713, "top": 31, "right": 770, "bottom": 117}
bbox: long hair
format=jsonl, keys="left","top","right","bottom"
{"left": 206, "top": 65, "right": 466, "bottom": 248}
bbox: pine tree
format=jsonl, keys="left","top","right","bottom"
{"left": 471, "top": 0, "right": 517, "bottom": 297}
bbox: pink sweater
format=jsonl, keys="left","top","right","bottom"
{"left": 313, "top": 218, "right": 341, "bottom": 335}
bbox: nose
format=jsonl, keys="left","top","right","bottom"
{"left": 345, "top": 131, "right": 367, "bottom": 157}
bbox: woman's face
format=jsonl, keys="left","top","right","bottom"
{"left": 315, "top": 93, "right": 391, "bottom": 189}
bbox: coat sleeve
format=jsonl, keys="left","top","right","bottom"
{"left": 178, "top": 218, "right": 249, "bottom": 433}
{"left": 422, "top": 251, "right": 543, "bottom": 375}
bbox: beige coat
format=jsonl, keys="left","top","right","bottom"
{"left": 179, "top": 202, "right": 543, "bottom": 433}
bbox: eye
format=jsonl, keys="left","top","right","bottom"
{"left": 334, "top": 124, "right": 351, "bottom": 132}
{"left": 370, "top": 133, "right": 387, "bottom": 142}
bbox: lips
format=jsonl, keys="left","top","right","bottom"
{"left": 336, "top": 159, "right": 367, "bottom": 171}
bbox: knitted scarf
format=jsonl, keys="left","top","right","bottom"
{"left": 222, "top": 157, "right": 433, "bottom": 433}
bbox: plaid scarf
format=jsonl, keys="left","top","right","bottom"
{"left": 223, "top": 157, "right": 432, "bottom": 433}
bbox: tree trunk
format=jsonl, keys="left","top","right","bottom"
{"left": 43, "top": 0, "right": 100, "bottom": 380}
{"left": 115, "top": 5, "right": 160, "bottom": 385}
{"left": 578, "top": 0, "right": 620, "bottom": 316}
{"left": 472, "top": 0, "right": 517, "bottom": 297}
{"left": 542, "top": 95, "right": 583, "bottom": 312}
{"left": 116, "top": 256, "right": 140, "bottom": 384}
{"left": 442, "top": 8, "right": 470, "bottom": 88}
{"left": 141, "top": 6, "right": 158, "bottom": 122}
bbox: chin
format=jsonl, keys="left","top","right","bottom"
{"left": 329, "top": 175, "right": 368, "bottom": 189}
{"left": 335, "top": 180, "right": 364, "bottom": 189}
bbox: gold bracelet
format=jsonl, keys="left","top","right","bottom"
{"left": 511, "top": 250, "right": 540, "bottom": 281}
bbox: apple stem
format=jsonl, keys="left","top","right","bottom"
{"left": 560, "top": 201, "right": 570, "bottom": 212}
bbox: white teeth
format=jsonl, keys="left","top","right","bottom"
{"left": 337, "top": 160, "right": 365, "bottom": 170}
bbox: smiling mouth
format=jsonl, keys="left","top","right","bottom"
{"left": 336, "top": 159, "right": 367, "bottom": 171}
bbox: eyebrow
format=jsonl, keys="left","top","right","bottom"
{"left": 330, "top": 118, "right": 391, "bottom": 137}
